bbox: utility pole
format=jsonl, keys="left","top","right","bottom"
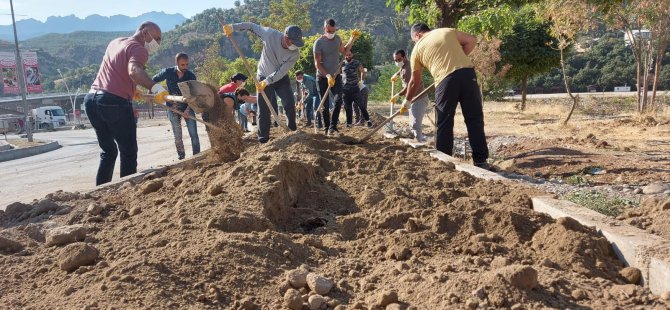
{"left": 10, "top": 0, "right": 32, "bottom": 142}
{"left": 57, "top": 68, "right": 76, "bottom": 124}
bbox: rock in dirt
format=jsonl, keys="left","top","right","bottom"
{"left": 284, "top": 288, "right": 303, "bottom": 310}
{"left": 0, "top": 235, "right": 24, "bottom": 254}
{"left": 207, "top": 184, "right": 224, "bottom": 196}
{"left": 306, "top": 273, "right": 333, "bottom": 295}
{"left": 286, "top": 267, "right": 310, "bottom": 288}
{"left": 619, "top": 267, "right": 641, "bottom": 284}
{"left": 141, "top": 179, "right": 164, "bottom": 194}
{"left": 497, "top": 265, "right": 538, "bottom": 290}
{"left": 307, "top": 294, "right": 326, "bottom": 310}
{"left": 86, "top": 203, "right": 103, "bottom": 216}
{"left": 377, "top": 290, "right": 399, "bottom": 307}
{"left": 45, "top": 225, "right": 87, "bottom": 247}
{"left": 58, "top": 243, "right": 99, "bottom": 272}
{"left": 385, "top": 246, "right": 411, "bottom": 261}
{"left": 4, "top": 202, "right": 31, "bottom": 218}
{"left": 657, "top": 198, "right": 670, "bottom": 211}
{"left": 642, "top": 182, "right": 670, "bottom": 195}
{"left": 385, "top": 304, "right": 403, "bottom": 310}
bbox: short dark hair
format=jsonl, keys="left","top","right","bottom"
{"left": 236, "top": 88, "right": 250, "bottom": 97}
{"left": 175, "top": 53, "right": 188, "bottom": 61}
{"left": 324, "top": 19, "right": 336, "bottom": 27}
{"left": 231, "top": 73, "right": 248, "bottom": 82}
{"left": 411, "top": 23, "right": 431, "bottom": 34}
{"left": 394, "top": 50, "right": 406, "bottom": 58}
{"left": 295, "top": 70, "right": 304, "bottom": 77}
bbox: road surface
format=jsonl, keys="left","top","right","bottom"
{"left": 0, "top": 119, "right": 211, "bottom": 209}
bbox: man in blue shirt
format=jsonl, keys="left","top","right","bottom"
{"left": 152, "top": 53, "right": 199, "bottom": 160}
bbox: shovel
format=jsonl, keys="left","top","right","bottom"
{"left": 143, "top": 93, "right": 224, "bottom": 132}
{"left": 350, "top": 83, "right": 435, "bottom": 144}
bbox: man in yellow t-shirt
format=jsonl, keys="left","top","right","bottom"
{"left": 402, "top": 23, "right": 490, "bottom": 169}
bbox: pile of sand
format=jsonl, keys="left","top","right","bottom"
{"left": 1, "top": 128, "right": 668, "bottom": 309}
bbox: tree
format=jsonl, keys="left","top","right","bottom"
{"left": 388, "top": 0, "right": 537, "bottom": 27}
{"left": 539, "top": 0, "right": 595, "bottom": 125}
{"left": 218, "top": 57, "right": 259, "bottom": 93}
{"left": 251, "top": 0, "right": 311, "bottom": 53}
{"left": 196, "top": 39, "right": 228, "bottom": 86}
{"left": 499, "top": 6, "right": 560, "bottom": 109}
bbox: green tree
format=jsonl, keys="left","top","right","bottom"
{"left": 196, "top": 39, "right": 228, "bottom": 86}
{"left": 250, "top": 0, "right": 311, "bottom": 53}
{"left": 499, "top": 6, "right": 560, "bottom": 109}
{"left": 219, "top": 57, "right": 259, "bottom": 93}
{"left": 388, "top": 0, "right": 537, "bottom": 27}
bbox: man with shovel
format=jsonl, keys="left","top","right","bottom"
{"left": 222, "top": 22, "right": 304, "bottom": 143}
{"left": 152, "top": 52, "right": 199, "bottom": 160}
{"left": 403, "top": 23, "right": 490, "bottom": 169}
{"left": 85, "top": 21, "right": 168, "bottom": 185}
{"left": 313, "top": 18, "right": 358, "bottom": 137}
{"left": 391, "top": 49, "right": 429, "bottom": 142}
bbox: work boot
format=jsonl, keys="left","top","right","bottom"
{"left": 474, "top": 162, "right": 496, "bottom": 171}
{"left": 178, "top": 153, "right": 185, "bottom": 160}
{"left": 346, "top": 123, "right": 353, "bottom": 128}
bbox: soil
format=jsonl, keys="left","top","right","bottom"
{"left": 201, "top": 83, "right": 243, "bottom": 162}
{"left": 1, "top": 121, "right": 668, "bottom": 309}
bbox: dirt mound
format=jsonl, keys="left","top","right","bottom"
{"left": 619, "top": 195, "right": 670, "bottom": 240}
{"left": 1, "top": 129, "right": 668, "bottom": 309}
{"left": 203, "top": 83, "right": 244, "bottom": 162}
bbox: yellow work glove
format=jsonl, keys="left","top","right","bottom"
{"left": 151, "top": 84, "right": 169, "bottom": 104}
{"left": 390, "top": 75, "right": 398, "bottom": 83}
{"left": 327, "top": 74, "right": 335, "bottom": 87}
{"left": 256, "top": 80, "right": 267, "bottom": 92}
{"left": 351, "top": 29, "right": 361, "bottom": 39}
{"left": 399, "top": 99, "right": 411, "bottom": 114}
{"left": 390, "top": 94, "right": 399, "bottom": 105}
{"left": 223, "top": 24, "right": 234, "bottom": 37}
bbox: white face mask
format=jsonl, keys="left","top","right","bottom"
{"left": 145, "top": 31, "right": 160, "bottom": 54}
{"left": 395, "top": 60, "right": 404, "bottom": 67}
{"left": 325, "top": 32, "right": 336, "bottom": 40}
{"left": 296, "top": 79, "right": 303, "bottom": 83}
{"left": 288, "top": 44, "right": 299, "bottom": 51}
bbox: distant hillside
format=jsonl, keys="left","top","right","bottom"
{"left": 21, "top": 31, "right": 133, "bottom": 67}
{"left": 0, "top": 12, "right": 186, "bottom": 41}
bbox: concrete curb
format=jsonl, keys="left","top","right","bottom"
{"left": 396, "top": 137, "right": 670, "bottom": 295}
{"left": 0, "top": 141, "right": 61, "bottom": 162}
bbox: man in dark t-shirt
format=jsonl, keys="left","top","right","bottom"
{"left": 152, "top": 52, "right": 199, "bottom": 160}
{"left": 341, "top": 51, "right": 371, "bottom": 128}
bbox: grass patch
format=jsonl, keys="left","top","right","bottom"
{"left": 564, "top": 175, "right": 591, "bottom": 186}
{"left": 564, "top": 191, "right": 637, "bottom": 217}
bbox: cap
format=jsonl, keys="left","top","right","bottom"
{"left": 231, "top": 73, "right": 248, "bottom": 81}
{"left": 284, "top": 25, "right": 304, "bottom": 47}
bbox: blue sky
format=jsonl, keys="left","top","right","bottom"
{"left": 0, "top": 0, "right": 238, "bottom": 25}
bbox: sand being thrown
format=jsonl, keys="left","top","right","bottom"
{"left": 0, "top": 130, "right": 668, "bottom": 309}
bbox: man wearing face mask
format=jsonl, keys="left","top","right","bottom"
{"left": 313, "top": 18, "right": 358, "bottom": 137}
{"left": 391, "top": 49, "right": 428, "bottom": 142}
{"left": 342, "top": 51, "right": 372, "bottom": 128}
{"left": 84, "top": 21, "right": 167, "bottom": 185}
{"left": 222, "top": 22, "right": 304, "bottom": 144}
{"left": 152, "top": 52, "right": 199, "bottom": 160}
{"left": 294, "top": 70, "right": 319, "bottom": 128}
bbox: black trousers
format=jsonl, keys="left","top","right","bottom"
{"left": 343, "top": 86, "right": 370, "bottom": 124}
{"left": 434, "top": 68, "right": 489, "bottom": 163}
{"left": 257, "top": 75, "right": 297, "bottom": 143}
{"left": 317, "top": 75, "right": 343, "bottom": 132}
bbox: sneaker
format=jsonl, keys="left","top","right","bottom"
{"left": 306, "top": 122, "right": 313, "bottom": 127}
{"left": 178, "top": 154, "right": 185, "bottom": 160}
{"left": 366, "top": 121, "right": 373, "bottom": 128}
{"left": 328, "top": 129, "right": 341, "bottom": 137}
{"left": 346, "top": 123, "right": 353, "bottom": 128}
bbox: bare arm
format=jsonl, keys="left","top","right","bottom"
{"left": 129, "top": 62, "right": 156, "bottom": 90}
{"left": 405, "top": 65, "right": 424, "bottom": 102}
{"left": 340, "top": 37, "right": 354, "bottom": 55}
{"left": 358, "top": 64, "right": 365, "bottom": 81}
{"left": 457, "top": 31, "right": 477, "bottom": 56}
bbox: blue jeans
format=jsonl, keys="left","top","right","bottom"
{"left": 168, "top": 108, "right": 200, "bottom": 158}
{"left": 84, "top": 91, "right": 137, "bottom": 185}
{"left": 304, "top": 95, "right": 316, "bottom": 124}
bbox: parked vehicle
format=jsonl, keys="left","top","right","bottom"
{"left": 31, "top": 106, "right": 66, "bottom": 130}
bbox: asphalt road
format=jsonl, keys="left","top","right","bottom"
{"left": 0, "top": 119, "right": 210, "bottom": 209}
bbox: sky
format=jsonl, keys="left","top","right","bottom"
{"left": 0, "top": 0, "right": 238, "bottom": 25}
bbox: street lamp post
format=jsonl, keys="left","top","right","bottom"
{"left": 10, "top": 0, "right": 32, "bottom": 141}
{"left": 56, "top": 68, "right": 77, "bottom": 124}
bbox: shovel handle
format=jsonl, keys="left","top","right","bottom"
{"left": 359, "top": 83, "right": 435, "bottom": 143}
